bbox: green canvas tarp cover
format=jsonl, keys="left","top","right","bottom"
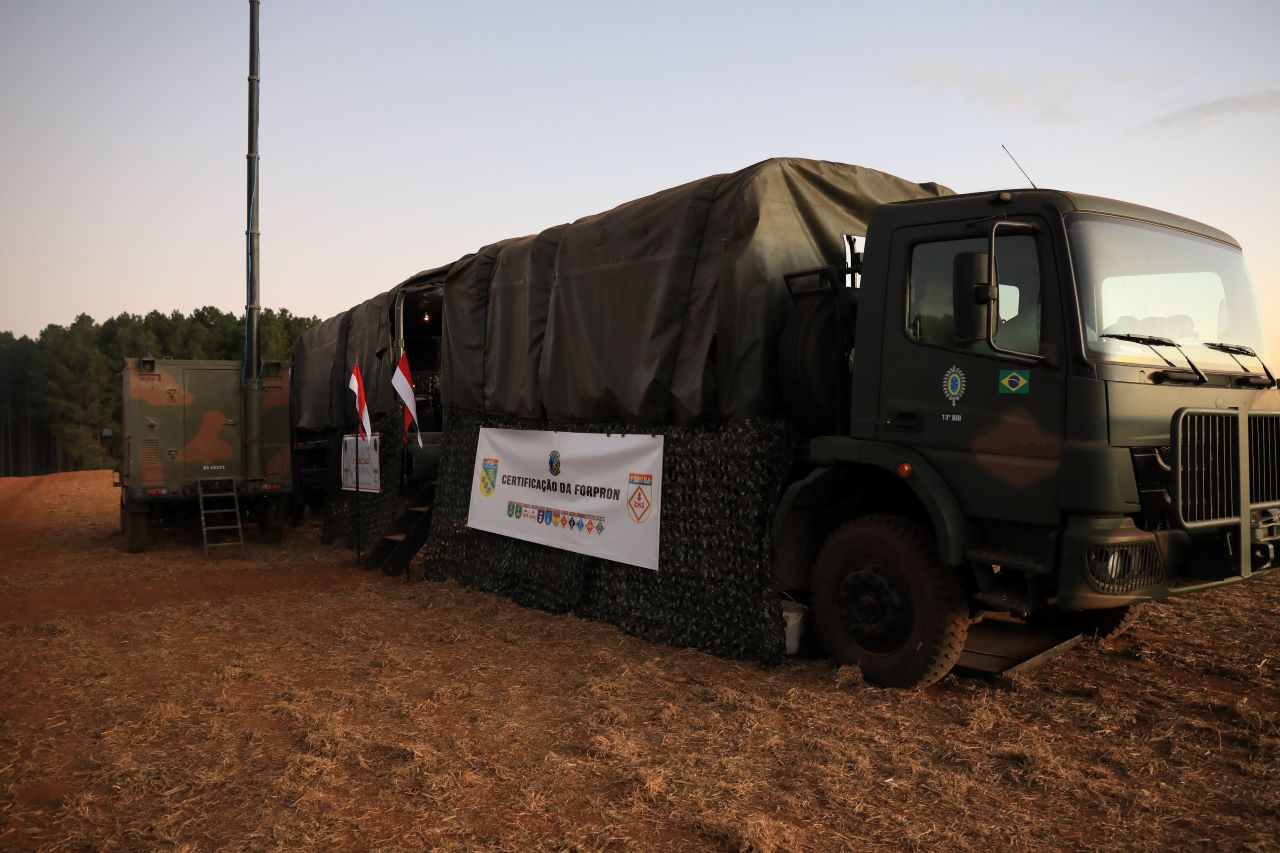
{"left": 293, "top": 158, "right": 950, "bottom": 430}
{"left": 444, "top": 157, "right": 950, "bottom": 423}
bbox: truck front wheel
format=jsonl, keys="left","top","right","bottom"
{"left": 812, "top": 515, "right": 969, "bottom": 688}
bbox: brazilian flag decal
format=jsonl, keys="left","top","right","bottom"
{"left": 999, "top": 370, "right": 1030, "bottom": 394}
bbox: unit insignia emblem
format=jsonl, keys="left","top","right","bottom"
{"left": 942, "top": 366, "right": 966, "bottom": 407}
{"left": 479, "top": 457, "right": 498, "bottom": 497}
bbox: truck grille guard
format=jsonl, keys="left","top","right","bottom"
{"left": 1173, "top": 408, "right": 1280, "bottom": 531}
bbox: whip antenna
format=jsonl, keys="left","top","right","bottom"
{"left": 1001, "top": 144, "right": 1037, "bottom": 189}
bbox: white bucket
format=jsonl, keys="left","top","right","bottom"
{"left": 781, "top": 600, "right": 808, "bottom": 655}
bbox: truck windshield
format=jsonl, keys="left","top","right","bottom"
{"left": 1067, "top": 213, "right": 1270, "bottom": 373}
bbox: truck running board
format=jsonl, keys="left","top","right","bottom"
{"left": 954, "top": 618, "right": 1084, "bottom": 678}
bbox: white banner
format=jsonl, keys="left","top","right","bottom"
{"left": 466, "top": 428, "right": 663, "bottom": 571}
{"left": 340, "top": 434, "right": 381, "bottom": 493}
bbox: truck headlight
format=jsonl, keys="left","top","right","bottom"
{"left": 1085, "top": 542, "right": 1163, "bottom": 594}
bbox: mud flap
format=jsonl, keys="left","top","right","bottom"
{"left": 954, "top": 619, "right": 1084, "bottom": 678}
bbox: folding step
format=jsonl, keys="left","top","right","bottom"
{"left": 197, "top": 478, "right": 245, "bottom": 558}
{"left": 954, "top": 618, "right": 1083, "bottom": 678}
{"left": 364, "top": 500, "right": 434, "bottom": 576}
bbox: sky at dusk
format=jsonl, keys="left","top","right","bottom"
{"left": 1, "top": 0, "right": 1277, "bottom": 356}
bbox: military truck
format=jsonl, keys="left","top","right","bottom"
{"left": 297, "top": 156, "right": 1279, "bottom": 686}
{"left": 116, "top": 357, "right": 291, "bottom": 551}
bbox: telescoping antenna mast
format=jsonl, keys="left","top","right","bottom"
{"left": 243, "top": 0, "right": 263, "bottom": 480}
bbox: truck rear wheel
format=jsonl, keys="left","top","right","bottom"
{"left": 123, "top": 503, "right": 150, "bottom": 553}
{"left": 812, "top": 515, "right": 968, "bottom": 688}
{"left": 258, "top": 495, "right": 286, "bottom": 542}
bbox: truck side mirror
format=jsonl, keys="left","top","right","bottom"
{"left": 953, "top": 251, "right": 995, "bottom": 342}
{"left": 99, "top": 427, "right": 120, "bottom": 458}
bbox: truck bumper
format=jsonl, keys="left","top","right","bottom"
{"left": 1056, "top": 515, "right": 1279, "bottom": 610}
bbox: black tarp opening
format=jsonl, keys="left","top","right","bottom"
{"left": 292, "top": 265, "right": 453, "bottom": 436}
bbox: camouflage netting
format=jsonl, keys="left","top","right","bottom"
{"left": 322, "top": 408, "right": 406, "bottom": 550}
{"left": 413, "top": 408, "right": 796, "bottom": 663}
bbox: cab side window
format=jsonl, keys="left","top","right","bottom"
{"left": 908, "top": 234, "right": 1042, "bottom": 353}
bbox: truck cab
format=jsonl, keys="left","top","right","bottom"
{"left": 777, "top": 189, "right": 1279, "bottom": 686}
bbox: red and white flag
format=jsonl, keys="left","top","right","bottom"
{"left": 349, "top": 362, "right": 372, "bottom": 439}
{"left": 391, "top": 352, "right": 422, "bottom": 448}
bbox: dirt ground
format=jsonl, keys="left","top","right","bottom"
{"left": 0, "top": 472, "right": 1278, "bottom": 851}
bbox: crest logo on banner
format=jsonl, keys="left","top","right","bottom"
{"left": 627, "top": 472, "right": 653, "bottom": 523}
{"left": 479, "top": 457, "right": 499, "bottom": 497}
{"left": 548, "top": 450, "right": 561, "bottom": 476}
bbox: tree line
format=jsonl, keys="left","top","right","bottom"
{"left": 0, "top": 307, "right": 318, "bottom": 476}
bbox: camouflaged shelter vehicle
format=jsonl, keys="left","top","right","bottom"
{"left": 297, "top": 157, "right": 1280, "bottom": 687}
{"left": 116, "top": 357, "right": 291, "bottom": 552}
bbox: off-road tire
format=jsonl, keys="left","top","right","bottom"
{"left": 1035, "top": 604, "right": 1143, "bottom": 644}
{"left": 123, "top": 506, "right": 150, "bottom": 554}
{"left": 812, "top": 514, "right": 969, "bottom": 688}
{"left": 259, "top": 495, "right": 285, "bottom": 543}
{"left": 778, "top": 292, "right": 854, "bottom": 436}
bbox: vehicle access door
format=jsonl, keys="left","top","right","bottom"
{"left": 875, "top": 219, "right": 1068, "bottom": 528}
{"left": 181, "top": 366, "right": 242, "bottom": 482}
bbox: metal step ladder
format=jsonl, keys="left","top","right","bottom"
{"left": 197, "top": 477, "right": 245, "bottom": 558}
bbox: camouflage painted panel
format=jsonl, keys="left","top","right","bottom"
{"left": 122, "top": 358, "right": 243, "bottom": 487}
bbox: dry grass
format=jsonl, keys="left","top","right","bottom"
{"left": 1, "top": 472, "right": 1278, "bottom": 850}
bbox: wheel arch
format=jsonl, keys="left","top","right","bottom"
{"left": 772, "top": 438, "right": 968, "bottom": 590}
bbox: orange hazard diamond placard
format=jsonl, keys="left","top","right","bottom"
{"left": 627, "top": 472, "right": 653, "bottom": 524}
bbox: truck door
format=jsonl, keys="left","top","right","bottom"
{"left": 181, "top": 367, "right": 242, "bottom": 481}
{"left": 875, "top": 219, "right": 1066, "bottom": 526}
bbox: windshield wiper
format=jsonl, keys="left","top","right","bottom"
{"left": 1205, "top": 341, "right": 1277, "bottom": 388}
{"left": 1100, "top": 333, "right": 1208, "bottom": 384}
